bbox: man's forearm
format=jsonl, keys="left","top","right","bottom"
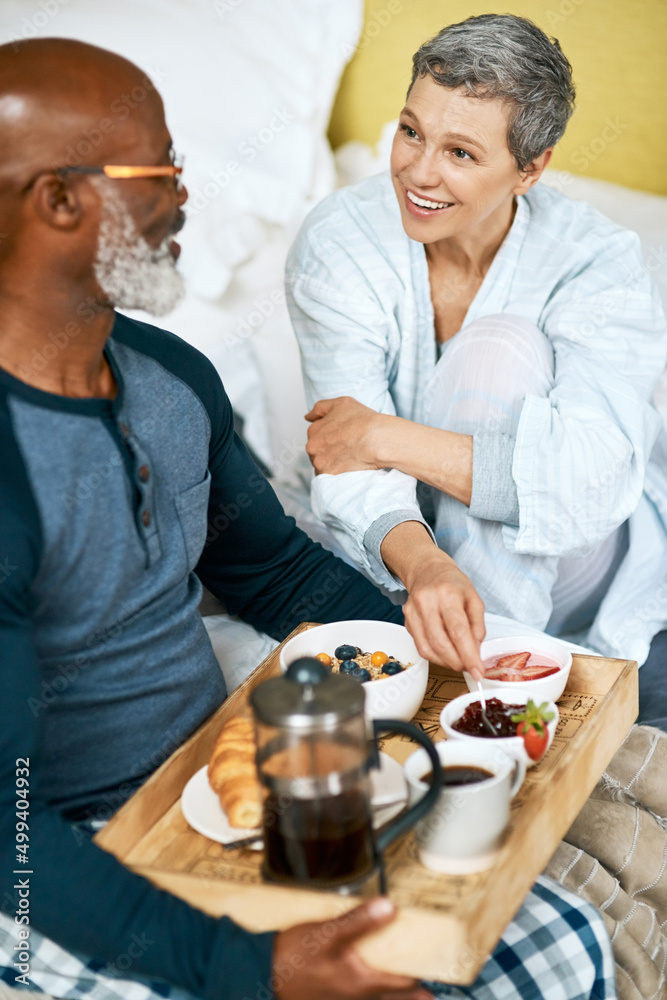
{"left": 373, "top": 415, "right": 473, "bottom": 507}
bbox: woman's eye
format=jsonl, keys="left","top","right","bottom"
{"left": 453, "top": 148, "right": 473, "bottom": 160}
{"left": 399, "top": 124, "right": 419, "bottom": 140}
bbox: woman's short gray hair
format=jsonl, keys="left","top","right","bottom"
{"left": 409, "top": 14, "right": 575, "bottom": 170}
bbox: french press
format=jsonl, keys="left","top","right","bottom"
{"left": 250, "top": 657, "right": 441, "bottom": 892}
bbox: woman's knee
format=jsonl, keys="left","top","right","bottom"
{"left": 427, "top": 314, "right": 554, "bottom": 434}
{"left": 448, "top": 314, "right": 553, "bottom": 383}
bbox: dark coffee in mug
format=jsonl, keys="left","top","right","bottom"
{"left": 419, "top": 764, "right": 494, "bottom": 786}
{"left": 263, "top": 788, "right": 375, "bottom": 887}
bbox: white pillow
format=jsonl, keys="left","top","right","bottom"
{"left": 0, "top": 0, "right": 363, "bottom": 468}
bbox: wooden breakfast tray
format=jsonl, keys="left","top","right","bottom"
{"left": 95, "top": 624, "right": 638, "bottom": 983}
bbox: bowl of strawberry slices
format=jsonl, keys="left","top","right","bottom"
{"left": 464, "top": 635, "right": 572, "bottom": 704}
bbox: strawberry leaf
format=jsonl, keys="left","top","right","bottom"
{"left": 511, "top": 698, "right": 555, "bottom": 729}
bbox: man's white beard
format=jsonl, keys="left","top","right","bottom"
{"left": 92, "top": 181, "right": 185, "bottom": 317}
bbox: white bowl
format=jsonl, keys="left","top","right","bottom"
{"left": 279, "top": 620, "right": 429, "bottom": 723}
{"left": 440, "top": 688, "right": 559, "bottom": 769}
{"left": 464, "top": 634, "right": 572, "bottom": 704}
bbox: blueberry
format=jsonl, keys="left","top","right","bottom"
{"left": 339, "top": 659, "right": 357, "bottom": 674}
{"left": 381, "top": 660, "right": 403, "bottom": 676}
{"left": 335, "top": 644, "right": 358, "bottom": 661}
{"left": 351, "top": 666, "right": 371, "bottom": 683}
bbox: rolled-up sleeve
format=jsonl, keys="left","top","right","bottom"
{"left": 286, "top": 231, "right": 429, "bottom": 590}
{"left": 506, "top": 229, "right": 667, "bottom": 558}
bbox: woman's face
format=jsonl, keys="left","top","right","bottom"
{"left": 390, "top": 74, "right": 531, "bottom": 247}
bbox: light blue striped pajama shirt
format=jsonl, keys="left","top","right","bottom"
{"left": 286, "top": 171, "right": 667, "bottom": 666}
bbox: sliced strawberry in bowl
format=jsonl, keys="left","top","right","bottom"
{"left": 495, "top": 652, "right": 531, "bottom": 671}
{"left": 470, "top": 636, "right": 573, "bottom": 704}
{"left": 520, "top": 665, "right": 561, "bottom": 681}
{"left": 483, "top": 666, "right": 525, "bottom": 682}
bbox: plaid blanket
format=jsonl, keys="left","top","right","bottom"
{"left": 0, "top": 875, "right": 615, "bottom": 999}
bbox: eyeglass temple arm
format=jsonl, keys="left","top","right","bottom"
{"left": 57, "top": 165, "right": 181, "bottom": 179}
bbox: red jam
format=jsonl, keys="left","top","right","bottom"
{"left": 451, "top": 698, "right": 525, "bottom": 738}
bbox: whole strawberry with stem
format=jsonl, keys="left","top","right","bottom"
{"left": 511, "top": 700, "right": 556, "bottom": 762}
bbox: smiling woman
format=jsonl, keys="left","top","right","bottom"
{"left": 392, "top": 75, "right": 554, "bottom": 343}
{"left": 286, "top": 13, "right": 667, "bottom": 683}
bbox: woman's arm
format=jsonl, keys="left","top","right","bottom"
{"left": 286, "top": 214, "right": 485, "bottom": 673}
{"left": 286, "top": 220, "right": 432, "bottom": 591}
{"left": 305, "top": 396, "right": 474, "bottom": 506}
{"left": 304, "top": 401, "right": 484, "bottom": 675}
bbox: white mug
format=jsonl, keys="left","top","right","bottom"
{"left": 403, "top": 740, "right": 526, "bottom": 874}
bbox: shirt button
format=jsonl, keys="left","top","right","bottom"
{"left": 120, "top": 423, "right": 130, "bottom": 437}
{"left": 142, "top": 509, "right": 151, "bottom": 528}
{"left": 138, "top": 465, "right": 150, "bottom": 483}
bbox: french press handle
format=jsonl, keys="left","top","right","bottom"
{"left": 372, "top": 719, "right": 442, "bottom": 854}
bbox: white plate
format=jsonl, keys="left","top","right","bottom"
{"left": 181, "top": 766, "right": 263, "bottom": 846}
{"left": 181, "top": 751, "right": 407, "bottom": 846}
{"left": 370, "top": 751, "right": 409, "bottom": 827}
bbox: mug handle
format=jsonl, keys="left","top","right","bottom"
{"left": 372, "top": 719, "right": 442, "bottom": 854}
{"left": 508, "top": 754, "right": 527, "bottom": 798}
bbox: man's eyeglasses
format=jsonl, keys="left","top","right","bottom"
{"left": 54, "top": 152, "right": 185, "bottom": 191}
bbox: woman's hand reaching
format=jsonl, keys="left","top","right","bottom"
{"left": 305, "top": 400, "right": 485, "bottom": 676}
{"left": 381, "top": 522, "right": 486, "bottom": 679}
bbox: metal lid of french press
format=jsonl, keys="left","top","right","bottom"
{"left": 251, "top": 656, "right": 365, "bottom": 730}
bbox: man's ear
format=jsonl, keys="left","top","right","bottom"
{"left": 513, "top": 148, "right": 553, "bottom": 195}
{"left": 29, "top": 172, "right": 85, "bottom": 230}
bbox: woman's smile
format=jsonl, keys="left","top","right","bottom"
{"left": 404, "top": 187, "right": 455, "bottom": 216}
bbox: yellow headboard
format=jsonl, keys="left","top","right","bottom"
{"left": 329, "top": 0, "right": 667, "bottom": 196}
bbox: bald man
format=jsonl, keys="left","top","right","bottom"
{"left": 0, "top": 35, "right": 435, "bottom": 1000}
{"left": 0, "top": 36, "right": 615, "bottom": 1000}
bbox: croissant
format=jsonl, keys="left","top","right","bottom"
{"left": 207, "top": 717, "right": 263, "bottom": 829}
